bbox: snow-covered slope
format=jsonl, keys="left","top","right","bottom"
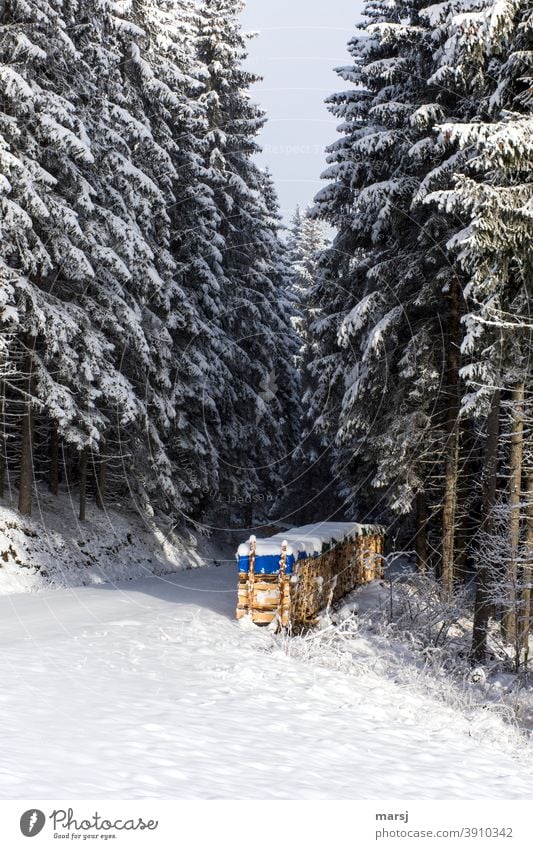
{"left": 0, "top": 563, "right": 532, "bottom": 800}
{"left": 0, "top": 489, "right": 216, "bottom": 594}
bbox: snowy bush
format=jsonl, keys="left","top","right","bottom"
{"left": 274, "top": 561, "right": 533, "bottom": 744}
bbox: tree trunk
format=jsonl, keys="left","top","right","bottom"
{"left": 441, "top": 279, "right": 461, "bottom": 597}
{"left": 519, "top": 465, "right": 532, "bottom": 661}
{"left": 415, "top": 490, "right": 428, "bottom": 574}
{"left": 471, "top": 389, "right": 501, "bottom": 663}
{"left": 49, "top": 419, "right": 59, "bottom": 495}
{"left": 63, "top": 443, "right": 74, "bottom": 496}
{"left": 95, "top": 442, "right": 107, "bottom": 511}
{"left": 79, "top": 447, "right": 88, "bottom": 522}
{"left": 18, "top": 351, "right": 36, "bottom": 517}
{"left": 0, "top": 376, "right": 5, "bottom": 500}
{"left": 502, "top": 383, "right": 525, "bottom": 646}
{"left": 454, "top": 423, "right": 474, "bottom": 584}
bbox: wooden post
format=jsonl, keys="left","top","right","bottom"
{"left": 279, "top": 540, "right": 288, "bottom": 627}
{"left": 247, "top": 535, "right": 256, "bottom": 620}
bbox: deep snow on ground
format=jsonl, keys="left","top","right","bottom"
{"left": 1, "top": 562, "right": 532, "bottom": 800}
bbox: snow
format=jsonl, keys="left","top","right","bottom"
{"left": 0, "top": 66, "right": 33, "bottom": 100}
{"left": 0, "top": 490, "right": 205, "bottom": 595}
{"left": 338, "top": 292, "right": 381, "bottom": 347}
{"left": 0, "top": 562, "right": 532, "bottom": 799}
{"left": 237, "top": 521, "right": 382, "bottom": 561}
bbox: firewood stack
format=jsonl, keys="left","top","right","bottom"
{"left": 236, "top": 523, "right": 385, "bottom": 629}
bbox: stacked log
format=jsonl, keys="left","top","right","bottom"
{"left": 236, "top": 525, "right": 385, "bottom": 629}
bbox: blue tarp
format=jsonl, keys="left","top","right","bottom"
{"left": 238, "top": 553, "right": 297, "bottom": 575}
{"left": 238, "top": 549, "right": 318, "bottom": 575}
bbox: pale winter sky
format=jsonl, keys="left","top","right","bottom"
{"left": 240, "top": 0, "right": 366, "bottom": 223}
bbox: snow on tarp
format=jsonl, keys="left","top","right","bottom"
{"left": 237, "top": 522, "right": 383, "bottom": 575}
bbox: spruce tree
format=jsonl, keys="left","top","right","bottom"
{"left": 196, "top": 0, "right": 298, "bottom": 521}
{"left": 426, "top": 0, "right": 532, "bottom": 656}
{"left": 310, "top": 0, "right": 464, "bottom": 560}
{"left": 284, "top": 208, "right": 337, "bottom": 523}
{"left": 0, "top": 0, "right": 111, "bottom": 514}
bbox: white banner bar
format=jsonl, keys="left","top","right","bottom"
{"left": 1, "top": 800, "right": 531, "bottom": 848}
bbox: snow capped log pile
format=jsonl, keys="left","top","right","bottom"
{"left": 236, "top": 523, "right": 385, "bottom": 628}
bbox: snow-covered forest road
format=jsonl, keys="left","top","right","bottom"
{"left": 1, "top": 564, "right": 532, "bottom": 800}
